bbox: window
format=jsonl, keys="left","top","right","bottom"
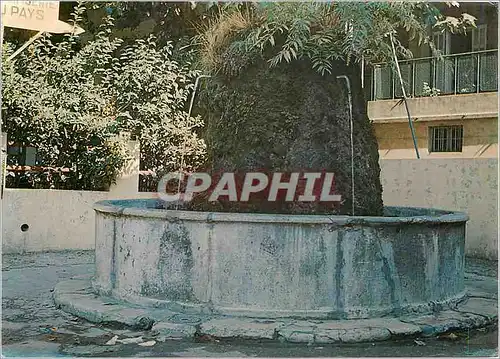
{"left": 472, "top": 24, "right": 487, "bottom": 51}
{"left": 432, "top": 31, "right": 451, "bottom": 55}
{"left": 429, "top": 126, "right": 463, "bottom": 152}
{"left": 432, "top": 31, "right": 454, "bottom": 94}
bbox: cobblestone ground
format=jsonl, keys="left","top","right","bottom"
{"left": 2, "top": 250, "right": 498, "bottom": 357}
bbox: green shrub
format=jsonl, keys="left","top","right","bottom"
{"left": 1, "top": 5, "right": 206, "bottom": 191}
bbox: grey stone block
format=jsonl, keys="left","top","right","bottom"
{"left": 200, "top": 318, "right": 284, "bottom": 339}
{"left": 152, "top": 322, "right": 197, "bottom": 338}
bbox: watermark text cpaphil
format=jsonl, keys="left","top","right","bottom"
{"left": 157, "top": 171, "right": 342, "bottom": 203}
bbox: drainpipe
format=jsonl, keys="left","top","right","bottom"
{"left": 336, "top": 75, "right": 355, "bottom": 216}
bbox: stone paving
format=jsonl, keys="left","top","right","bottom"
{"left": 53, "top": 274, "right": 498, "bottom": 344}
{"left": 2, "top": 250, "right": 498, "bottom": 357}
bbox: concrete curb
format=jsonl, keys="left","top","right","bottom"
{"left": 53, "top": 276, "right": 497, "bottom": 344}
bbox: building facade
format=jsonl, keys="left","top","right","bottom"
{"left": 364, "top": 3, "right": 498, "bottom": 259}
{"left": 366, "top": 2, "right": 498, "bottom": 160}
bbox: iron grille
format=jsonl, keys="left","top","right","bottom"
{"left": 429, "top": 126, "right": 464, "bottom": 152}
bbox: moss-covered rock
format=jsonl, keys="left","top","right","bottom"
{"left": 191, "top": 58, "right": 383, "bottom": 216}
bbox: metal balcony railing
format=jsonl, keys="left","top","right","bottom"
{"left": 369, "top": 49, "right": 498, "bottom": 101}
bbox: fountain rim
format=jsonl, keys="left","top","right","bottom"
{"left": 94, "top": 199, "right": 468, "bottom": 226}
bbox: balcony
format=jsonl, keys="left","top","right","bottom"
{"left": 369, "top": 49, "right": 498, "bottom": 101}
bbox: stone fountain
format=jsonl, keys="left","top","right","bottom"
{"left": 92, "top": 199, "right": 466, "bottom": 319}
{"left": 53, "top": 197, "right": 498, "bottom": 343}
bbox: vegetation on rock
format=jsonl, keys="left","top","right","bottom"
{"left": 188, "top": 2, "right": 475, "bottom": 215}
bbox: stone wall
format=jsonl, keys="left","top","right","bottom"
{"left": 93, "top": 200, "right": 467, "bottom": 319}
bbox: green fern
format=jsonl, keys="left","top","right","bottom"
{"left": 197, "top": 1, "right": 476, "bottom": 76}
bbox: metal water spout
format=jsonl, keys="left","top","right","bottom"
{"left": 177, "top": 75, "right": 211, "bottom": 210}
{"left": 188, "top": 75, "right": 211, "bottom": 117}
{"left": 336, "top": 75, "right": 355, "bottom": 216}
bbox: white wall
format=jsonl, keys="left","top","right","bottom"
{"left": 380, "top": 158, "right": 498, "bottom": 260}
{"left": 3, "top": 189, "right": 107, "bottom": 252}
{"left": 1, "top": 139, "right": 151, "bottom": 253}
{"left": 2, "top": 189, "right": 154, "bottom": 253}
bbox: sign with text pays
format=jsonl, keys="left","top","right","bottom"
{"left": 1, "top": 1, "right": 60, "bottom": 32}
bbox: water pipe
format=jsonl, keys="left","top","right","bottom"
{"left": 176, "top": 75, "right": 211, "bottom": 209}
{"left": 336, "top": 75, "right": 355, "bottom": 216}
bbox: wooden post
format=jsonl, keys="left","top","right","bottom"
{"left": 7, "top": 31, "right": 44, "bottom": 61}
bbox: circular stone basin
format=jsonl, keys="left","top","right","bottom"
{"left": 93, "top": 199, "right": 468, "bottom": 320}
